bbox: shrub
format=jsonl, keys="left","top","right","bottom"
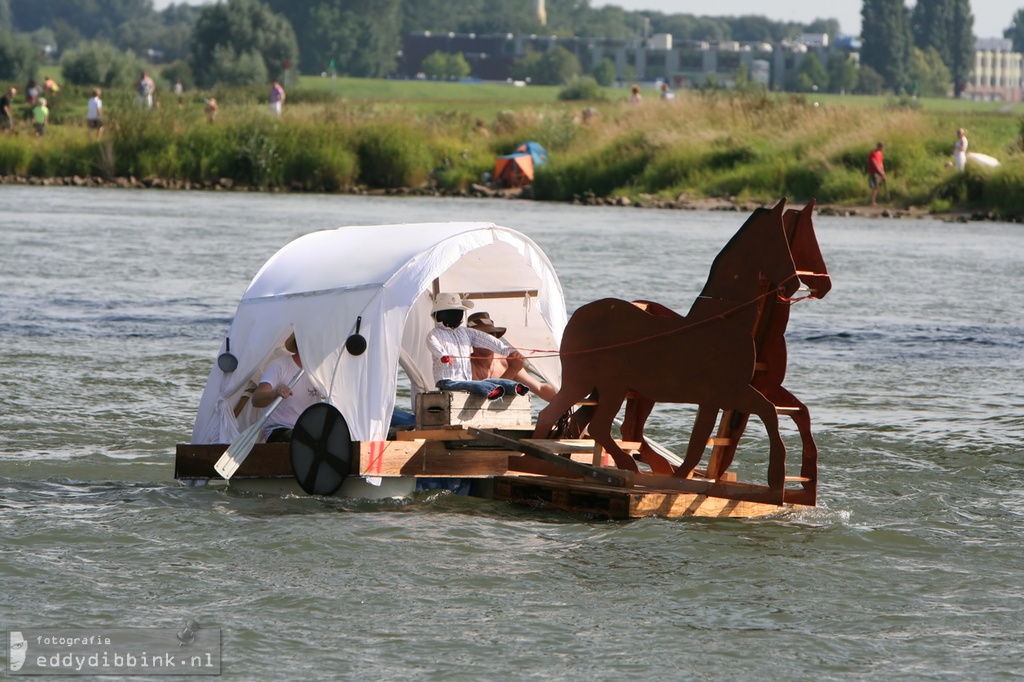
{"left": 513, "top": 110, "right": 580, "bottom": 152}
{"left": 639, "top": 146, "right": 703, "bottom": 193}
{"left": 817, "top": 167, "right": 868, "bottom": 204}
{"left": 160, "top": 61, "right": 195, "bottom": 91}
{"left": 0, "top": 137, "right": 31, "bottom": 174}
{"left": 982, "top": 163, "right": 1024, "bottom": 216}
{"left": 557, "top": 76, "right": 605, "bottom": 102}
{"left": 355, "top": 123, "right": 433, "bottom": 188}
{"left": 279, "top": 127, "right": 357, "bottom": 191}
{"left": 204, "top": 45, "right": 269, "bottom": 88}
{"left": 533, "top": 132, "right": 653, "bottom": 201}
{"left": 60, "top": 41, "right": 142, "bottom": 88}
{"left": 933, "top": 166, "right": 987, "bottom": 205}
{"left": 707, "top": 144, "right": 759, "bottom": 170}
{"left": 592, "top": 58, "right": 616, "bottom": 87}
{"left": 0, "top": 32, "right": 39, "bottom": 83}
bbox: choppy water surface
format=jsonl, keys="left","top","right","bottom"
{"left": 1, "top": 187, "right": 1022, "bottom": 680}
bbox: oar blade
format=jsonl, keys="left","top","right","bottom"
{"left": 211, "top": 368, "right": 305, "bottom": 481}
{"left": 214, "top": 423, "right": 261, "bottom": 479}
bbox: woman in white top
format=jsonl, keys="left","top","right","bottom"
{"left": 952, "top": 128, "right": 968, "bottom": 172}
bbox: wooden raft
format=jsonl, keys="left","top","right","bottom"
{"left": 493, "top": 476, "right": 790, "bottom": 519}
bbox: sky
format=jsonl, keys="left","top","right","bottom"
{"left": 151, "top": 1, "right": 1014, "bottom": 39}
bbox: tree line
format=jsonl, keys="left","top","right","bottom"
{"left": 0, "top": 0, "right": 1019, "bottom": 97}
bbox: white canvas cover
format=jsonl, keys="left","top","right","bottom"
{"left": 191, "top": 222, "right": 566, "bottom": 445}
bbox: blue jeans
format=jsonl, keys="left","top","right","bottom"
{"left": 436, "top": 378, "right": 521, "bottom": 397}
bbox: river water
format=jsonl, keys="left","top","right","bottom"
{"left": 1, "top": 186, "right": 1022, "bottom": 680}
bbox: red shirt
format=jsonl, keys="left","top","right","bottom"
{"left": 867, "top": 149, "right": 884, "bottom": 174}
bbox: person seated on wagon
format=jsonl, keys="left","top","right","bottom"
{"left": 467, "top": 311, "right": 556, "bottom": 401}
{"left": 426, "top": 293, "right": 528, "bottom": 401}
{"left": 250, "top": 333, "right": 324, "bottom": 442}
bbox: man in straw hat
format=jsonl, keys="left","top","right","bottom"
{"left": 467, "top": 311, "right": 556, "bottom": 401}
{"left": 251, "top": 332, "right": 324, "bottom": 442}
{"left": 426, "top": 293, "right": 528, "bottom": 401}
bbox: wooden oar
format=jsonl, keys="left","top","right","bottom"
{"left": 214, "top": 368, "right": 305, "bottom": 480}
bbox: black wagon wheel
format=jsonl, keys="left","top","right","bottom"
{"left": 290, "top": 403, "right": 353, "bottom": 496}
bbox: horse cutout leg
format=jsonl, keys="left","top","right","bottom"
{"left": 753, "top": 385, "right": 817, "bottom": 485}
{"left": 736, "top": 386, "right": 787, "bottom": 493}
{"left": 620, "top": 394, "right": 675, "bottom": 475}
{"left": 675, "top": 404, "right": 719, "bottom": 479}
{"left": 583, "top": 386, "right": 638, "bottom": 471}
{"left": 534, "top": 384, "right": 591, "bottom": 440}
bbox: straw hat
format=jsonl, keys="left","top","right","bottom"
{"left": 431, "top": 292, "right": 474, "bottom": 314}
{"left": 467, "top": 312, "right": 506, "bottom": 337}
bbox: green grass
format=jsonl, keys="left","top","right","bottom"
{"left": 2, "top": 76, "right": 1023, "bottom": 217}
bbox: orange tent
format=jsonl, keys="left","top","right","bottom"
{"left": 493, "top": 153, "right": 534, "bottom": 188}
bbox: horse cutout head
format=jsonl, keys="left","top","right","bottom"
{"left": 534, "top": 199, "right": 803, "bottom": 495}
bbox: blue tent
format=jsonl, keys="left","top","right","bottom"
{"left": 515, "top": 141, "right": 549, "bottom": 168}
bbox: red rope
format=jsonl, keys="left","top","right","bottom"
{"left": 445, "top": 273, "right": 818, "bottom": 362}
{"left": 516, "top": 273, "right": 806, "bottom": 359}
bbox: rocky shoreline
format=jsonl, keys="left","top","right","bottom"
{"left": 3, "top": 173, "right": 1015, "bottom": 223}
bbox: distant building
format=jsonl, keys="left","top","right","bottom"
{"left": 962, "top": 38, "right": 1022, "bottom": 102}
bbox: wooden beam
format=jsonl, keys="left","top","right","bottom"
{"left": 468, "top": 428, "right": 630, "bottom": 487}
{"left": 494, "top": 476, "right": 807, "bottom": 519}
{"left": 461, "top": 290, "right": 538, "bottom": 301}
{"left": 358, "top": 440, "right": 522, "bottom": 478}
{"left": 175, "top": 443, "right": 293, "bottom": 479}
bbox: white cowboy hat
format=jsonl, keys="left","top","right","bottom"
{"left": 431, "top": 292, "right": 474, "bottom": 314}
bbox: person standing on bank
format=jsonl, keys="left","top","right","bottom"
{"left": 951, "top": 128, "right": 968, "bottom": 172}
{"left": 250, "top": 333, "right": 324, "bottom": 442}
{"left": 0, "top": 88, "right": 15, "bottom": 133}
{"left": 269, "top": 80, "right": 285, "bottom": 116}
{"left": 31, "top": 97, "right": 48, "bottom": 137}
{"left": 867, "top": 142, "right": 886, "bottom": 207}
{"left": 86, "top": 88, "right": 103, "bottom": 139}
{"left": 136, "top": 71, "right": 155, "bottom": 109}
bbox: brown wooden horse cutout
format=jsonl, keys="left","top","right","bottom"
{"left": 534, "top": 199, "right": 804, "bottom": 495}
{"left": 618, "top": 200, "right": 831, "bottom": 499}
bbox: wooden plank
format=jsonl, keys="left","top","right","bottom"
{"left": 396, "top": 427, "right": 471, "bottom": 441}
{"left": 495, "top": 476, "right": 629, "bottom": 517}
{"left": 626, "top": 470, "right": 816, "bottom": 506}
{"left": 357, "top": 440, "right": 518, "bottom": 478}
{"left": 461, "top": 289, "right": 538, "bottom": 301}
{"left": 175, "top": 443, "right": 293, "bottom": 479}
{"left": 524, "top": 439, "right": 642, "bottom": 454}
{"left": 627, "top": 491, "right": 795, "bottom": 519}
{"left": 494, "top": 476, "right": 804, "bottom": 519}
{"left": 468, "top": 428, "right": 630, "bottom": 487}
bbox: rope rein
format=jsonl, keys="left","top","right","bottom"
{"left": 446, "top": 272, "right": 819, "bottom": 361}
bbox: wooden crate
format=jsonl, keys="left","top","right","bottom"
{"left": 415, "top": 390, "right": 532, "bottom": 429}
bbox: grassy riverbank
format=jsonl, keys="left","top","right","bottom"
{"left": 2, "top": 80, "right": 1023, "bottom": 218}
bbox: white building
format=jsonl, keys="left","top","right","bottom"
{"left": 963, "top": 38, "right": 1022, "bottom": 102}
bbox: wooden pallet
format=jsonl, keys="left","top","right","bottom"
{"left": 492, "top": 475, "right": 804, "bottom": 519}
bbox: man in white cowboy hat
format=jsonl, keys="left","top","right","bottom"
{"left": 426, "top": 293, "right": 528, "bottom": 401}
{"left": 251, "top": 332, "right": 324, "bottom": 442}
{"left": 467, "top": 311, "right": 556, "bottom": 401}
